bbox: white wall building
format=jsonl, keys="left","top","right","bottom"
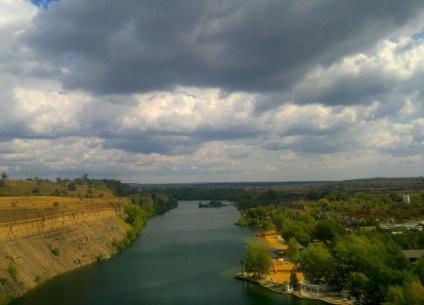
{"left": 403, "top": 195, "right": 410, "bottom": 204}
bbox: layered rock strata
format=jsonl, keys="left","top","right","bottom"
{"left": 0, "top": 207, "right": 128, "bottom": 298}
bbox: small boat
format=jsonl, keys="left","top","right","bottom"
{"left": 252, "top": 232, "right": 265, "bottom": 237}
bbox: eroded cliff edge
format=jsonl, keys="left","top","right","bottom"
{"left": 0, "top": 204, "right": 129, "bottom": 299}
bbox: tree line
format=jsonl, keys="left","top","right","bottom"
{"left": 112, "top": 194, "right": 178, "bottom": 251}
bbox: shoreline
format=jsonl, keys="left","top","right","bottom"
{"left": 239, "top": 231, "right": 354, "bottom": 305}
{"left": 234, "top": 274, "right": 353, "bottom": 305}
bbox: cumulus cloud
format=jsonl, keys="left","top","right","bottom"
{"left": 1, "top": 0, "right": 424, "bottom": 182}
{"left": 20, "top": 0, "right": 424, "bottom": 96}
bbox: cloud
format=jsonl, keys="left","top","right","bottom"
{"left": 21, "top": 1, "right": 424, "bottom": 97}
{"left": 290, "top": 37, "right": 424, "bottom": 109}
{"left": 1, "top": 0, "right": 424, "bottom": 182}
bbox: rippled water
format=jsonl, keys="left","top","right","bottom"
{"left": 11, "top": 201, "right": 320, "bottom": 305}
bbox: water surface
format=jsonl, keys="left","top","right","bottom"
{"left": 11, "top": 201, "right": 319, "bottom": 305}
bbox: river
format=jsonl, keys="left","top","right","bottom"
{"left": 11, "top": 201, "right": 320, "bottom": 305}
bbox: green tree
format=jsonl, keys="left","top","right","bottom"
{"left": 314, "top": 218, "right": 345, "bottom": 242}
{"left": 244, "top": 243, "right": 273, "bottom": 278}
{"left": 281, "top": 217, "right": 313, "bottom": 247}
{"left": 333, "top": 234, "right": 409, "bottom": 303}
{"left": 410, "top": 282, "right": 424, "bottom": 305}
{"left": 298, "top": 243, "right": 335, "bottom": 284}
{"left": 68, "top": 183, "right": 77, "bottom": 191}
{"left": 413, "top": 255, "right": 424, "bottom": 284}
{"left": 386, "top": 281, "right": 424, "bottom": 305}
{"left": 124, "top": 204, "right": 147, "bottom": 231}
{"left": 348, "top": 272, "right": 369, "bottom": 302}
{"left": 0, "top": 171, "right": 8, "bottom": 187}
{"left": 287, "top": 237, "right": 299, "bottom": 263}
{"left": 290, "top": 270, "right": 299, "bottom": 290}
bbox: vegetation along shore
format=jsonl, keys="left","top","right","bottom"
{"left": 1, "top": 175, "right": 424, "bottom": 305}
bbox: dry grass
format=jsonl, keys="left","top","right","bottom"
{"left": 0, "top": 196, "right": 128, "bottom": 223}
{"left": 0, "top": 196, "right": 108, "bottom": 209}
{"left": 2, "top": 179, "right": 114, "bottom": 198}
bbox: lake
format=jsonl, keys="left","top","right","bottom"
{"left": 11, "top": 201, "right": 320, "bottom": 305}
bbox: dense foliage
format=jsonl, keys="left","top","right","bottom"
{"left": 231, "top": 179, "right": 424, "bottom": 304}
{"left": 112, "top": 194, "right": 178, "bottom": 252}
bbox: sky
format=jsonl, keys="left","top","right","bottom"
{"left": 1, "top": 0, "right": 424, "bottom": 183}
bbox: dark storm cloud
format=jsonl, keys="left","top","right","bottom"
{"left": 100, "top": 123, "right": 261, "bottom": 155}
{"left": 260, "top": 132, "right": 358, "bottom": 155}
{"left": 295, "top": 73, "right": 395, "bottom": 107}
{"left": 102, "top": 134, "right": 200, "bottom": 155}
{"left": 194, "top": 125, "right": 262, "bottom": 141}
{"left": 22, "top": 0, "right": 424, "bottom": 102}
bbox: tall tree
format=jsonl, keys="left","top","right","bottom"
{"left": 290, "top": 270, "right": 299, "bottom": 290}
{"left": 413, "top": 255, "right": 424, "bottom": 284}
{"left": 244, "top": 243, "right": 273, "bottom": 278}
{"left": 0, "top": 172, "right": 8, "bottom": 187}
{"left": 314, "top": 218, "right": 345, "bottom": 242}
{"left": 287, "top": 237, "right": 299, "bottom": 263}
{"left": 298, "top": 243, "right": 335, "bottom": 284}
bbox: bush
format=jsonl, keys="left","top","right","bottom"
{"left": 112, "top": 237, "right": 130, "bottom": 252}
{"left": 34, "top": 274, "right": 50, "bottom": 287}
{"left": 7, "top": 264, "right": 18, "bottom": 279}
{"left": 50, "top": 247, "right": 60, "bottom": 256}
{"left": 53, "top": 201, "right": 59, "bottom": 207}
{"left": 31, "top": 187, "right": 41, "bottom": 195}
{"left": 68, "top": 183, "right": 77, "bottom": 191}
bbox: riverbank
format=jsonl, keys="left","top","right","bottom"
{"left": 0, "top": 197, "right": 130, "bottom": 303}
{"left": 235, "top": 274, "right": 353, "bottom": 305}
{"left": 238, "top": 231, "right": 353, "bottom": 305}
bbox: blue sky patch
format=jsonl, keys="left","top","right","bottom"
{"left": 31, "top": 0, "right": 59, "bottom": 10}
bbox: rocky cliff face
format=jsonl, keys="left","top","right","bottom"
{"left": 0, "top": 207, "right": 129, "bottom": 299}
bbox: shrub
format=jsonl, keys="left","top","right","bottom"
{"left": 32, "top": 187, "right": 41, "bottom": 195}
{"left": 7, "top": 264, "right": 18, "bottom": 279}
{"left": 111, "top": 235, "right": 132, "bottom": 252}
{"left": 51, "top": 247, "right": 60, "bottom": 256}
{"left": 68, "top": 183, "right": 77, "bottom": 191}
{"left": 34, "top": 274, "right": 50, "bottom": 287}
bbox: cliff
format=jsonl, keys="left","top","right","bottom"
{"left": 0, "top": 200, "right": 130, "bottom": 299}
